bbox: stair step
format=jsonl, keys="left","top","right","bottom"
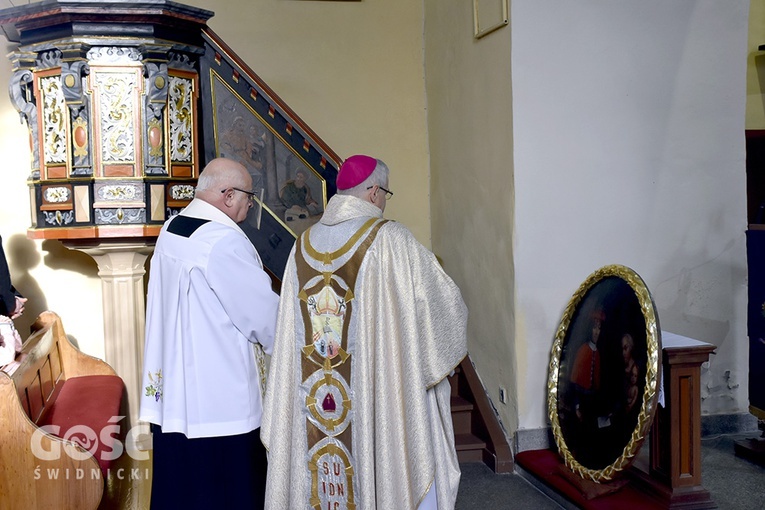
{"left": 454, "top": 433, "right": 486, "bottom": 451}
{"left": 449, "top": 356, "right": 514, "bottom": 473}
{"left": 452, "top": 410, "right": 472, "bottom": 435}
{"left": 451, "top": 396, "right": 474, "bottom": 412}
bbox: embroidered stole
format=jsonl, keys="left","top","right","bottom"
{"left": 294, "top": 217, "right": 388, "bottom": 510}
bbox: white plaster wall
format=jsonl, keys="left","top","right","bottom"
{"left": 512, "top": 1, "right": 750, "bottom": 430}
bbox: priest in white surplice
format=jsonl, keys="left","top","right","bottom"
{"left": 262, "top": 155, "right": 468, "bottom": 510}
{"left": 140, "top": 158, "right": 278, "bottom": 509}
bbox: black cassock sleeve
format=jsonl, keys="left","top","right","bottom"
{"left": 0, "top": 236, "right": 21, "bottom": 317}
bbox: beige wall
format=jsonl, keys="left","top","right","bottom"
{"left": 424, "top": 0, "right": 518, "bottom": 434}
{"left": 184, "top": 0, "right": 432, "bottom": 244}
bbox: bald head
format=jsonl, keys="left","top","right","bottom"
{"left": 196, "top": 158, "right": 250, "bottom": 193}
{"left": 195, "top": 158, "right": 254, "bottom": 222}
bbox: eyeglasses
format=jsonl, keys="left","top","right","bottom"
{"left": 367, "top": 185, "right": 393, "bottom": 199}
{"left": 222, "top": 187, "right": 258, "bottom": 202}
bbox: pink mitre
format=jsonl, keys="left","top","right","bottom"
{"left": 336, "top": 154, "right": 377, "bottom": 190}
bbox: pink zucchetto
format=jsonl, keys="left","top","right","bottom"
{"left": 336, "top": 154, "right": 377, "bottom": 190}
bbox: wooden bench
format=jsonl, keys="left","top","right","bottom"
{"left": 0, "top": 311, "right": 126, "bottom": 509}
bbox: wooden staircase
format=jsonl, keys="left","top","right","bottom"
{"left": 449, "top": 355, "right": 514, "bottom": 474}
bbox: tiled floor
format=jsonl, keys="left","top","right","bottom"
{"left": 456, "top": 433, "right": 765, "bottom": 510}
{"left": 100, "top": 432, "right": 765, "bottom": 509}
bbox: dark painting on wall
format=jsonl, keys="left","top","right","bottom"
{"left": 548, "top": 264, "right": 662, "bottom": 482}
{"left": 211, "top": 73, "right": 326, "bottom": 236}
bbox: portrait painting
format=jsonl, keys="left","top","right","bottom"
{"left": 548, "top": 264, "right": 661, "bottom": 481}
{"left": 211, "top": 72, "right": 326, "bottom": 237}
{"left": 198, "top": 29, "right": 340, "bottom": 279}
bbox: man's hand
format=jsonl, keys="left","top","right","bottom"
{"left": 11, "top": 296, "right": 27, "bottom": 319}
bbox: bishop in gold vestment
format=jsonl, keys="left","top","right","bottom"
{"left": 262, "top": 155, "right": 468, "bottom": 510}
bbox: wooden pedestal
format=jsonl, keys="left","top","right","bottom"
{"left": 631, "top": 333, "right": 717, "bottom": 509}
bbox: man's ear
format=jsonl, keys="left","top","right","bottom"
{"left": 218, "top": 189, "right": 235, "bottom": 210}
{"left": 366, "top": 185, "right": 377, "bottom": 203}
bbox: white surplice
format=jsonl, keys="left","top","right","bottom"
{"left": 140, "top": 198, "right": 278, "bottom": 438}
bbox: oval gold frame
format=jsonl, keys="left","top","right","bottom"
{"left": 547, "top": 264, "right": 661, "bottom": 482}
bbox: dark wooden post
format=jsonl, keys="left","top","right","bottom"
{"left": 636, "top": 333, "right": 717, "bottom": 509}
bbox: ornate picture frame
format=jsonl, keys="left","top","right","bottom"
{"left": 547, "top": 264, "right": 661, "bottom": 481}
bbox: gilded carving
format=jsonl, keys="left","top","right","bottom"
{"left": 40, "top": 76, "right": 67, "bottom": 165}
{"left": 144, "top": 62, "right": 169, "bottom": 175}
{"left": 168, "top": 76, "right": 193, "bottom": 162}
{"left": 44, "top": 187, "right": 71, "bottom": 203}
{"left": 95, "top": 207, "right": 145, "bottom": 224}
{"left": 61, "top": 60, "right": 92, "bottom": 176}
{"left": 43, "top": 210, "right": 74, "bottom": 226}
{"left": 170, "top": 184, "right": 195, "bottom": 201}
{"left": 97, "top": 184, "right": 139, "bottom": 201}
{"left": 96, "top": 72, "right": 136, "bottom": 162}
{"left": 1, "top": 2, "right": 216, "bottom": 241}
{"left": 87, "top": 46, "right": 142, "bottom": 64}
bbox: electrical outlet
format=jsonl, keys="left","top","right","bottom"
{"left": 499, "top": 386, "right": 507, "bottom": 404}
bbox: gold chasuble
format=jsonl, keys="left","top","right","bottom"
{"left": 263, "top": 194, "right": 468, "bottom": 510}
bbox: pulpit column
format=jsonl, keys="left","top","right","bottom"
{"left": 65, "top": 241, "right": 154, "bottom": 441}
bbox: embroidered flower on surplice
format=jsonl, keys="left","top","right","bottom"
{"left": 145, "top": 369, "right": 163, "bottom": 402}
